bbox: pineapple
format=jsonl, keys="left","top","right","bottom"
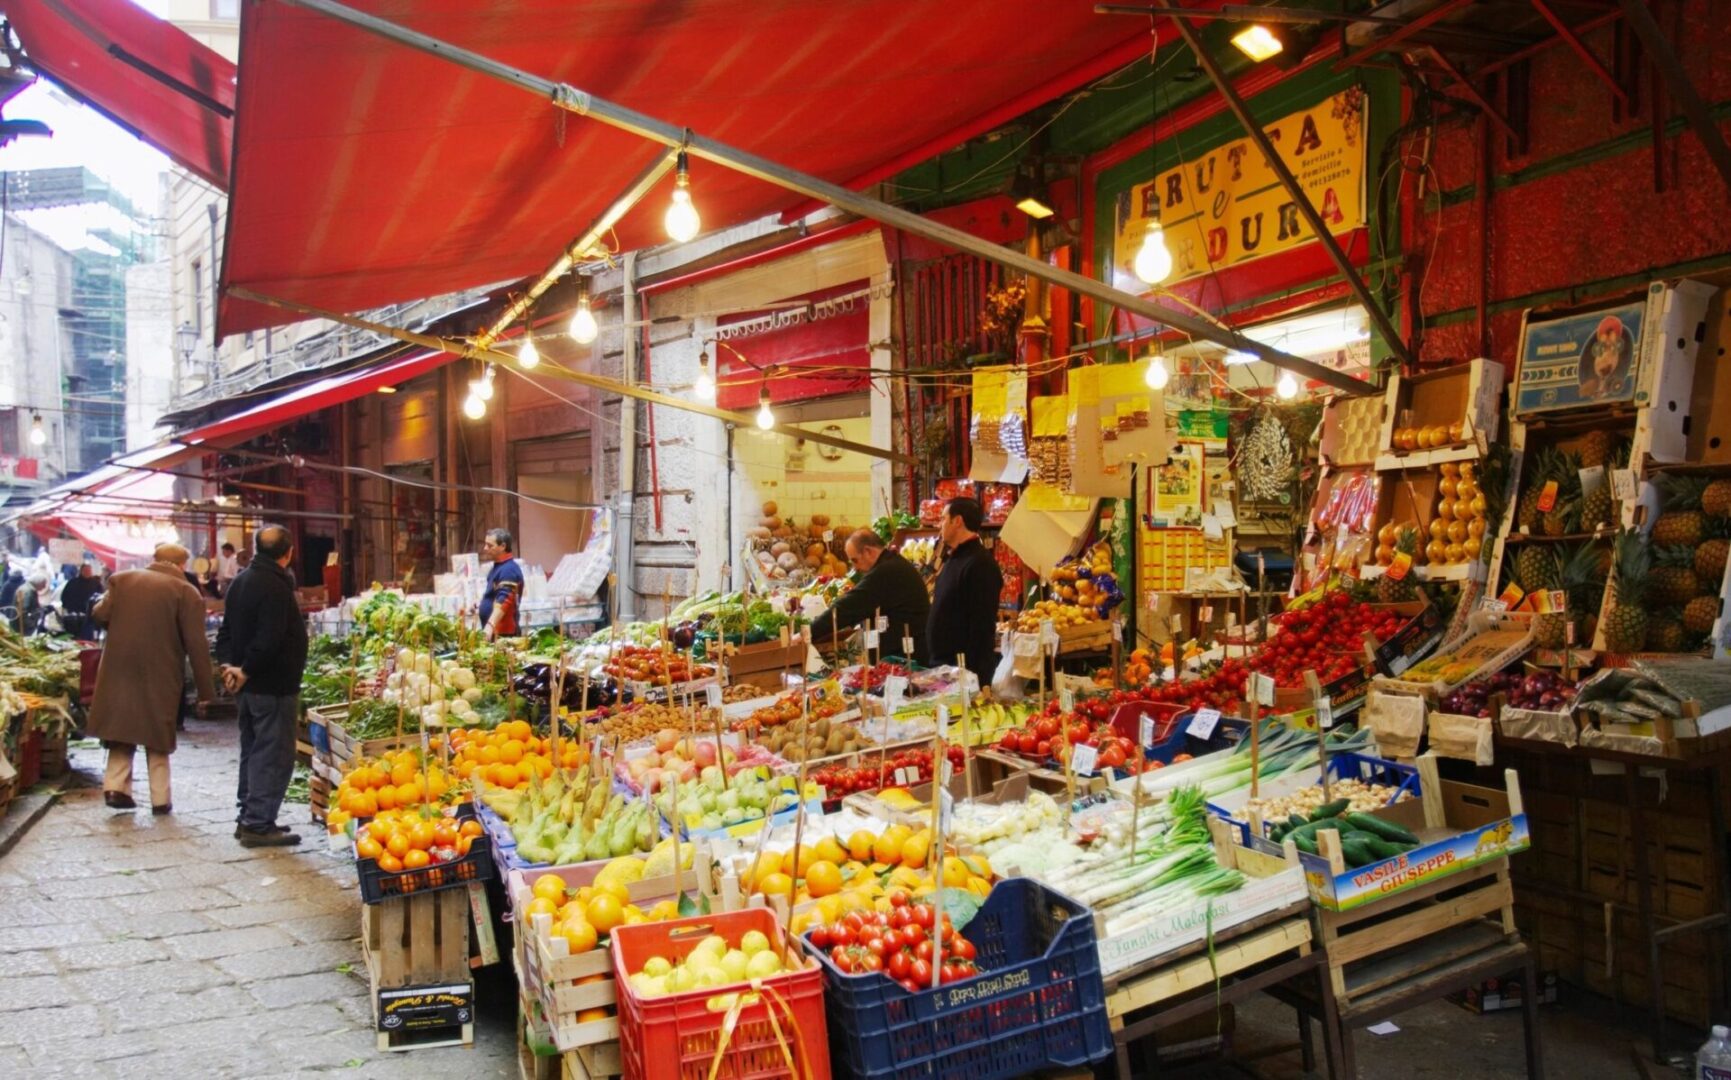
{"left": 1704, "top": 478, "right": 1731, "bottom": 519}
{"left": 1578, "top": 429, "right": 1620, "bottom": 469}
{"left": 1603, "top": 529, "right": 1653, "bottom": 653}
{"left": 1697, "top": 537, "right": 1729, "bottom": 587}
{"left": 1581, "top": 481, "right": 1615, "bottom": 530}
{"left": 1648, "top": 619, "right": 1687, "bottom": 652}
{"left": 1650, "top": 546, "right": 1701, "bottom": 606}
{"left": 1514, "top": 544, "right": 1561, "bottom": 594}
{"left": 1377, "top": 528, "right": 1420, "bottom": 603}
{"left": 1542, "top": 451, "right": 1583, "bottom": 536}
{"left": 1533, "top": 613, "right": 1567, "bottom": 650}
{"left": 1536, "top": 543, "right": 1604, "bottom": 649}
{"left": 1683, "top": 594, "right": 1722, "bottom": 635}
{"left": 1652, "top": 474, "right": 1710, "bottom": 548}
{"left": 1516, "top": 447, "right": 1558, "bottom": 533}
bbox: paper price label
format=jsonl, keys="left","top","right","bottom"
{"left": 1481, "top": 597, "right": 1509, "bottom": 613}
{"left": 936, "top": 705, "right": 950, "bottom": 738}
{"left": 591, "top": 734, "right": 603, "bottom": 759}
{"left": 1169, "top": 612, "right": 1183, "bottom": 634}
{"left": 939, "top": 759, "right": 954, "bottom": 785}
{"left": 1140, "top": 715, "right": 1156, "bottom": 745}
{"left": 1252, "top": 674, "right": 1276, "bottom": 707}
{"left": 1187, "top": 708, "right": 1222, "bottom": 739}
{"left": 1070, "top": 744, "right": 1099, "bottom": 775}
{"left": 1497, "top": 581, "right": 1526, "bottom": 608}
{"left": 1039, "top": 618, "right": 1057, "bottom": 646}
{"left": 705, "top": 684, "right": 722, "bottom": 709}
{"left": 823, "top": 529, "right": 835, "bottom": 543}
{"left": 938, "top": 789, "right": 954, "bottom": 834}
{"left": 1111, "top": 620, "right": 1122, "bottom": 642}
{"left": 1058, "top": 687, "right": 1076, "bottom": 713}
{"left": 902, "top": 635, "right": 915, "bottom": 657}
{"left": 1612, "top": 468, "right": 1638, "bottom": 502}
{"left": 1578, "top": 465, "right": 1606, "bottom": 495}
{"left": 1537, "top": 479, "right": 1559, "bottom": 513}
{"left": 629, "top": 680, "right": 652, "bottom": 699}
{"left": 882, "top": 674, "right": 908, "bottom": 708}
{"left": 1315, "top": 697, "right": 1334, "bottom": 729}
{"left": 1549, "top": 589, "right": 1567, "bottom": 614}
{"left": 1199, "top": 604, "right": 1214, "bottom": 624}
{"left": 876, "top": 615, "right": 890, "bottom": 633}
{"left": 863, "top": 629, "right": 880, "bottom": 650}
{"left": 1386, "top": 551, "right": 1413, "bottom": 582}
{"left": 779, "top": 625, "right": 791, "bottom": 646}
{"left": 894, "top": 767, "right": 912, "bottom": 787}
{"left": 419, "top": 729, "right": 431, "bottom": 758}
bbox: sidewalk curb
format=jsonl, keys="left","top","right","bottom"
{"left": 0, "top": 776, "right": 72, "bottom": 859}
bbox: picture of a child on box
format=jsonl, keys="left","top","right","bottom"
{"left": 1577, "top": 314, "right": 1633, "bottom": 399}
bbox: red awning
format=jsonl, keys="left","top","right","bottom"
{"left": 177, "top": 348, "right": 448, "bottom": 445}
{"left": 6, "top": 0, "right": 236, "bottom": 190}
{"left": 219, "top": 0, "right": 1216, "bottom": 338}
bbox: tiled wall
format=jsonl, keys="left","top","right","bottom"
{"left": 736, "top": 415, "right": 877, "bottom": 534}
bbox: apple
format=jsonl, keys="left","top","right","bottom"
{"left": 655, "top": 729, "right": 680, "bottom": 754}
{"left": 693, "top": 741, "right": 719, "bottom": 769}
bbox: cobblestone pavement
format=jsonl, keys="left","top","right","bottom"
{"left": 0, "top": 718, "right": 517, "bottom": 1079}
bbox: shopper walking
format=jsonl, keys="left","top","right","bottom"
{"left": 59, "top": 564, "right": 103, "bottom": 639}
{"left": 215, "top": 541, "right": 239, "bottom": 595}
{"left": 479, "top": 527, "right": 524, "bottom": 640}
{"left": 215, "top": 525, "right": 309, "bottom": 847}
{"left": 926, "top": 496, "right": 1004, "bottom": 688}
{"left": 86, "top": 543, "right": 216, "bottom": 813}
{"left": 14, "top": 571, "right": 47, "bottom": 634}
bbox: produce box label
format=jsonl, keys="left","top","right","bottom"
{"left": 1094, "top": 865, "right": 1307, "bottom": 978}
{"left": 1373, "top": 604, "right": 1445, "bottom": 675}
{"left": 377, "top": 981, "right": 473, "bottom": 1032}
{"left": 1515, "top": 299, "right": 1646, "bottom": 414}
{"left": 1295, "top": 814, "right": 1529, "bottom": 911}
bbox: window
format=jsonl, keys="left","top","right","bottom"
{"left": 211, "top": 0, "right": 240, "bottom": 19}
{"left": 191, "top": 260, "right": 204, "bottom": 336}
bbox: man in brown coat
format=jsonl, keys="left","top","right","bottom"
{"left": 88, "top": 543, "right": 217, "bottom": 813}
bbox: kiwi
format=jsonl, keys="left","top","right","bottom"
{"left": 814, "top": 718, "right": 832, "bottom": 739}
{"left": 825, "top": 729, "right": 847, "bottom": 755}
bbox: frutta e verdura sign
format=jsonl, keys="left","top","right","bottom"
{"left": 377, "top": 982, "right": 472, "bottom": 1032}
{"left": 1515, "top": 297, "right": 1647, "bottom": 414}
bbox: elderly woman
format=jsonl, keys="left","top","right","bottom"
{"left": 14, "top": 571, "right": 46, "bottom": 633}
{"left": 87, "top": 543, "right": 216, "bottom": 813}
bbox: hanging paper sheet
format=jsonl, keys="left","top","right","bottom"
{"left": 1064, "top": 366, "right": 1132, "bottom": 498}
{"left": 969, "top": 366, "right": 1030, "bottom": 484}
{"left": 1150, "top": 441, "right": 1207, "bottom": 527}
{"left": 1027, "top": 394, "right": 1070, "bottom": 489}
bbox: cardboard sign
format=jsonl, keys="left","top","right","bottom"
{"left": 1070, "top": 744, "right": 1099, "bottom": 775}
{"left": 1251, "top": 673, "right": 1276, "bottom": 707}
{"left": 1187, "top": 708, "right": 1222, "bottom": 739}
{"left": 1059, "top": 687, "right": 1076, "bottom": 713}
{"left": 705, "top": 684, "right": 723, "bottom": 709}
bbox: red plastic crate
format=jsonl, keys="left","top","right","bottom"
{"left": 611, "top": 908, "right": 829, "bottom": 1080}
{"left": 1106, "top": 700, "right": 1184, "bottom": 746}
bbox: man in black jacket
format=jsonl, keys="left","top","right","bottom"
{"left": 215, "top": 525, "right": 309, "bottom": 847}
{"left": 927, "top": 497, "right": 1003, "bottom": 687}
{"left": 809, "top": 530, "right": 930, "bottom": 663}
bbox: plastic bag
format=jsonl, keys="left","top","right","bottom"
{"left": 991, "top": 649, "right": 1025, "bottom": 701}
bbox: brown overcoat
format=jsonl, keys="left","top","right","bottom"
{"left": 86, "top": 562, "right": 217, "bottom": 754}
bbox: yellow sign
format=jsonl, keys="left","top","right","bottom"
{"left": 1112, "top": 89, "right": 1366, "bottom": 291}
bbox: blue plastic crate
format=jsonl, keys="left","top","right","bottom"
{"left": 802, "top": 878, "right": 1111, "bottom": 1079}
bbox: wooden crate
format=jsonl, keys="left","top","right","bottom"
{"left": 38, "top": 732, "right": 67, "bottom": 780}
{"left": 326, "top": 716, "right": 418, "bottom": 768}
{"left": 519, "top": 992, "right": 561, "bottom": 1080}
{"left": 308, "top": 773, "right": 330, "bottom": 826}
{"left": 561, "top": 1041, "right": 622, "bottom": 1079}
{"left": 363, "top": 888, "right": 475, "bottom": 1052}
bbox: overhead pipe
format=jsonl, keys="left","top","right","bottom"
{"left": 1614, "top": 0, "right": 1731, "bottom": 192}
{"left": 271, "top": 0, "right": 1374, "bottom": 397}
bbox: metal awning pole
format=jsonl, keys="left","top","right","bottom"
{"left": 1615, "top": 0, "right": 1731, "bottom": 192}
{"left": 273, "top": 0, "right": 1374, "bottom": 396}
{"left": 472, "top": 147, "right": 682, "bottom": 350}
{"left": 226, "top": 286, "right": 918, "bottom": 465}
{"left": 1163, "top": 14, "right": 1415, "bottom": 370}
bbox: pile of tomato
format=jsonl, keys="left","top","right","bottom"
{"left": 1248, "top": 591, "right": 1404, "bottom": 689}
{"left": 810, "top": 745, "right": 966, "bottom": 796}
{"left": 807, "top": 895, "right": 980, "bottom": 993}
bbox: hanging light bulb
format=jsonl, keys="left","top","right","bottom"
{"left": 755, "top": 385, "right": 775, "bottom": 431}
{"left": 1133, "top": 221, "right": 1173, "bottom": 285}
{"left": 27, "top": 414, "right": 46, "bottom": 447}
{"left": 568, "top": 282, "right": 599, "bottom": 345}
{"left": 1144, "top": 355, "right": 1170, "bottom": 391}
{"left": 463, "top": 393, "right": 486, "bottom": 420}
{"left": 664, "top": 150, "right": 701, "bottom": 243}
{"left": 1276, "top": 370, "right": 1300, "bottom": 400}
{"left": 693, "top": 351, "right": 717, "bottom": 404}
{"left": 472, "top": 369, "right": 495, "bottom": 402}
{"left": 517, "top": 324, "right": 540, "bottom": 370}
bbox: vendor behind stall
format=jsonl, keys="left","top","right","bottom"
{"left": 808, "top": 529, "right": 929, "bottom": 663}
{"left": 928, "top": 496, "right": 1002, "bottom": 686}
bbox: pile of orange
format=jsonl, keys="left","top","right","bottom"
{"left": 448, "top": 720, "right": 590, "bottom": 790}
{"left": 333, "top": 748, "right": 463, "bottom": 821}
{"left": 522, "top": 873, "right": 681, "bottom": 956}
{"left": 738, "top": 826, "right": 995, "bottom": 930}
{"left": 354, "top": 807, "right": 484, "bottom": 874}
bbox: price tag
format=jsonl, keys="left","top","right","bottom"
{"left": 883, "top": 674, "right": 908, "bottom": 713}
{"left": 936, "top": 705, "right": 950, "bottom": 738}
{"left": 894, "top": 767, "right": 912, "bottom": 786}
{"left": 1170, "top": 612, "right": 1184, "bottom": 634}
{"left": 629, "top": 679, "right": 652, "bottom": 699}
{"left": 1039, "top": 618, "right": 1057, "bottom": 647}
{"left": 938, "top": 788, "right": 954, "bottom": 834}
{"left": 902, "top": 635, "right": 915, "bottom": 657}
{"left": 1252, "top": 673, "right": 1276, "bottom": 707}
{"left": 1315, "top": 697, "right": 1335, "bottom": 729}
{"left": 1140, "top": 715, "right": 1156, "bottom": 745}
{"left": 1199, "top": 604, "right": 1214, "bottom": 624}
{"left": 1187, "top": 708, "right": 1222, "bottom": 739}
{"left": 823, "top": 529, "right": 835, "bottom": 543}
{"left": 863, "top": 628, "right": 880, "bottom": 650}
{"left": 591, "top": 734, "right": 603, "bottom": 760}
{"left": 705, "top": 684, "right": 722, "bottom": 709}
{"left": 1481, "top": 597, "right": 1509, "bottom": 613}
{"left": 1058, "top": 687, "right": 1076, "bottom": 713}
{"left": 1566, "top": 620, "right": 1577, "bottom": 646}
{"left": 1578, "top": 465, "right": 1606, "bottom": 495}
{"left": 1387, "top": 551, "right": 1413, "bottom": 582}
{"left": 1612, "top": 468, "right": 1638, "bottom": 502}
{"left": 1201, "top": 513, "right": 1223, "bottom": 540}
{"left": 813, "top": 784, "right": 828, "bottom": 803}
{"left": 1497, "top": 581, "right": 1527, "bottom": 608}
{"left": 939, "top": 759, "right": 954, "bottom": 785}
{"left": 1537, "top": 479, "right": 1559, "bottom": 513}
{"left": 1070, "top": 744, "right": 1099, "bottom": 775}
{"left": 1548, "top": 589, "right": 1567, "bottom": 614}
{"left": 419, "top": 729, "right": 431, "bottom": 758}
{"left": 1111, "top": 620, "right": 1122, "bottom": 642}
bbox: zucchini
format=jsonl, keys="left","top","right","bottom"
{"left": 1345, "top": 812, "right": 1418, "bottom": 845}
{"left": 1361, "top": 835, "right": 1411, "bottom": 860}
{"left": 1295, "top": 832, "right": 1319, "bottom": 855}
{"left": 1340, "top": 838, "right": 1378, "bottom": 868}
{"left": 1309, "top": 798, "right": 1351, "bottom": 821}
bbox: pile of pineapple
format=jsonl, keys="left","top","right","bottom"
{"left": 1601, "top": 474, "right": 1731, "bottom": 653}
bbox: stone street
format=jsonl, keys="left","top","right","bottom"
{"left": 0, "top": 718, "right": 517, "bottom": 1079}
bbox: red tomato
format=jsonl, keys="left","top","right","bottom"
{"left": 910, "top": 959, "right": 932, "bottom": 986}
{"left": 831, "top": 945, "right": 856, "bottom": 972}
{"left": 808, "top": 926, "right": 831, "bottom": 949}
{"left": 950, "top": 937, "right": 976, "bottom": 962}
{"left": 888, "top": 950, "right": 911, "bottom": 980}
{"left": 914, "top": 939, "right": 934, "bottom": 963}
{"left": 889, "top": 891, "right": 911, "bottom": 909}
{"left": 911, "top": 904, "right": 935, "bottom": 930}
{"left": 862, "top": 952, "right": 883, "bottom": 972}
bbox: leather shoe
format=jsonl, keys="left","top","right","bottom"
{"left": 104, "top": 792, "right": 136, "bottom": 810}
{"left": 233, "top": 823, "right": 290, "bottom": 838}
{"left": 237, "top": 827, "right": 302, "bottom": 848}
{"left": 152, "top": 804, "right": 172, "bottom": 816}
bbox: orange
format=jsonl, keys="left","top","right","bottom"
{"left": 432, "top": 822, "right": 458, "bottom": 848}
{"left": 480, "top": 745, "right": 501, "bottom": 765}
{"left": 783, "top": 845, "right": 820, "bottom": 878}
{"left": 493, "top": 764, "right": 520, "bottom": 789}
{"left": 355, "top": 791, "right": 378, "bottom": 818}
{"left": 375, "top": 786, "right": 398, "bottom": 812}
{"left": 409, "top": 821, "right": 438, "bottom": 850}
{"left": 455, "top": 835, "right": 473, "bottom": 856}
{"left": 742, "top": 853, "right": 780, "bottom": 890}
{"left": 871, "top": 832, "right": 901, "bottom": 865}
{"left": 385, "top": 832, "right": 411, "bottom": 859}
{"left": 900, "top": 833, "right": 929, "bottom": 870}
{"left": 559, "top": 919, "right": 599, "bottom": 954}
{"left": 815, "top": 836, "right": 847, "bottom": 866}
{"left": 758, "top": 872, "right": 794, "bottom": 897}
{"left": 805, "top": 860, "right": 842, "bottom": 898}
{"left": 377, "top": 853, "right": 404, "bottom": 874}
{"left": 390, "top": 762, "right": 415, "bottom": 787}
{"left": 402, "top": 849, "right": 432, "bottom": 870}
{"left": 398, "top": 779, "right": 425, "bottom": 806}
{"left": 356, "top": 836, "right": 384, "bottom": 861}
{"left": 499, "top": 739, "right": 525, "bottom": 765}
{"left": 847, "top": 831, "right": 875, "bottom": 862}
{"left": 531, "top": 875, "right": 568, "bottom": 903}
{"left": 459, "top": 820, "right": 483, "bottom": 839}
{"left": 575, "top": 1007, "right": 611, "bottom": 1023}
{"left": 585, "top": 895, "right": 624, "bottom": 934}
{"left": 525, "top": 896, "right": 559, "bottom": 919}
{"left": 594, "top": 880, "right": 630, "bottom": 904}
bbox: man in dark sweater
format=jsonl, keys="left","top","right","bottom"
{"left": 927, "top": 497, "right": 1003, "bottom": 687}
{"left": 808, "top": 529, "right": 930, "bottom": 663}
{"left": 215, "top": 525, "right": 310, "bottom": 847}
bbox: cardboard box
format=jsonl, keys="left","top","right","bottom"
{"left": 1451, "top": 970, "right": 1558, "bottom": 1014}
{"left": 722, "top": 640, "right": 807, "bottom": 677}
{"left": 1377, "top": 358, "right": 1504, "bottom": 469}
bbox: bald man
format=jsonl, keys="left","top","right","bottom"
{"left": 215, "top": 525, "right": 309, "bottom": 846}
{"left": 87, "top": 542, "right": 217, "bottom": 814}
{"left": 807, "top": 529, "right": 930, "bottom": 664}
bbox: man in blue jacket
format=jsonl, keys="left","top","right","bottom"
{"left": 215, "top": 525, "right": 309, "bottom": 847}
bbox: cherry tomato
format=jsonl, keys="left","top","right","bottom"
{"left": 902, "top": 923, "right": 927, "bottom": 947}
{"left": 914, "top": 939, "right": 934, "bottom": 963}
{"left": 880, "top": 929, "right": 903, "bottom": 953}
{"left": 830, "top": 925, "right": 855, "bottom": 948}
{"left": 910, "top": 959, "right": 932, "bottom": 986}
{"left": 888, "top": 950, "right": 911, "bottom": 980}
{"left": 861, "top": 952, "right": 883, "bottom": 973}
{"left": 864, "top": 935, "right": 887, "bottom": 958}
{"left": 911, "top": 904, "right": 935, "bottom": 930}
{"left": 830, "top": 945, "right": 855, "bottom": 972}
{"left": 808, "top": 926, "right": 831, "bottom": 949}
{"left": 899, "top": 977, "right": 922, "bottom": 995}
{"left": 888, "top": 891, "right": 911, "bottom": 909}
{"left": 950, "top": 937, "right": 976, "bottom": 962}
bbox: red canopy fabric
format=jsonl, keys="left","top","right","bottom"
{"left": 219, "top": 0, "right": 1203, "bottom": 337}
{"left": 177, "top": 348, "right": 447, "bottom": 445}
{"left": 7, "top": 0, "right": 236, "bottom": 190}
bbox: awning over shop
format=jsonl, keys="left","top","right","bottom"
{"left": 176, "top": 348, "right": 447, "bottom": 445}
{"left": 6, "top": 0, "right": 237, "bottom": 190}
{"left": 218, "top": 0, "right": 1210, "bottom": 337}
